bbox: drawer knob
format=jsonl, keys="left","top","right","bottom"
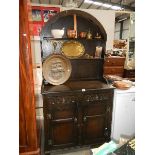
{"left": 96, "top": 95, "right": 99, "bottom": 100}
{"left": 83, "top": 116, "right": 87, "bottom": 122}
{"left": 62, "top": 98, "right": 65, "bottom": 103}
{"left": 74, "top": 117, "right": 77, "bottom": 123}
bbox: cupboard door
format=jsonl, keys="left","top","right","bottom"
{"left": 82, "top": 100, "right": 108, "bottom": 145}
{"left": 45, "top": 103, "right": 78, "bottom": 150}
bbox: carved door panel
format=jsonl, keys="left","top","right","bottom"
{"left": 46, "top": 103, "right": 78, "bottom": 150}
{"left": 82, "top": 99, "right": 108, "bottom": 145}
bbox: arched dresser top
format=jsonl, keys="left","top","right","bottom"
{"left": 40, "top": 9, "right": 107, "bottom": 41}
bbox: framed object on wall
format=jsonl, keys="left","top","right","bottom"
{"left": 29, "top": 6, "right": 60, "bottom": 36}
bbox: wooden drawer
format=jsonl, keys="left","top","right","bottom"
{"left": 83, "top": 92, "right": 113, "bottom": 102}
{"left": 124, "top": 69, "right": 135, "bottom": 78}
{"left": 104, "top": 66, "right": 124, "bottom": 76}
{"left": 104, "top": 57, "right": 125, "bottom": 66}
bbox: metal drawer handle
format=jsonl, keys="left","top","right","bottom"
{"left": 107, "top": 107, "right": 111, "bottom": 113}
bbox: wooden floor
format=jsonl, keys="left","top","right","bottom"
{"left": 49, "top": 148, "right": 91, "bottom": 155}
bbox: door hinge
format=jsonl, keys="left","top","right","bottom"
{"left": 46, "top": 114, "right": 52, "bottom": 119}
{"left": 48, "top": 139, "right": 52, "bottom": 145}
{"left": 107, "top": 107, "right": 111, "bottom": 113}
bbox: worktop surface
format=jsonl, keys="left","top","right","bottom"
{"left": 42, "top": 80, "right": 114, "bottom": 94}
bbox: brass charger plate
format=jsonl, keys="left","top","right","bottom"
{"left": 61, "top": 40, "right": 85, "bottom": 59}
{"left": 43, "top": 54, "right": 72, "bottom": 85}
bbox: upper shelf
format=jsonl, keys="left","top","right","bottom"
{"left": 40, "top": 10, "right": 107, "bottom": 41}
{"left": 40, "top": 9, "right": 107, "bottom": 82}
{"left": 43, "top": 37, "right": 104, "bottom": 41}
{"left": 113, "top": 48, "right": 127, "bottom": 51}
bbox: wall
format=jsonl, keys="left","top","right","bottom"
{"left": 114, "top": 19, "right": 130, "bottom": 40}
{"left": 122, "top": 19, "right": 130, "bottom": 39}
{"left": 31, "top": 37, "right": 42, "bottom": 66}
{"left": 130, "top": 13, "right": 135, "bottom": 39}
{"left": 114, "top": 13, "right": 135, "bottom": 40}
{"left": 114, "top": 22, "right": 121, "bottom": 40}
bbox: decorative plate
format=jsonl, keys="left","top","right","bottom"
{"left": 61, "top": 40, "right": 85, "bottom": 59}
{"left": 112, "top": 80, "right": 132, "bottom": 90}
{"left": 43, "top": 54, "right": 72, "bottom": 85}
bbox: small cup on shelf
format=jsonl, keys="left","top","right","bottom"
{"left": 79, "top": 31, "right": 87, "bottom": 38}
{"left": 67, "top": 29, "right": 76, "bottom": 38}
{"left": 95, "top": 46, "right": 103, "bottom": 58}
{"left": 51, "top": 29, "right": 64, "bottom": 38}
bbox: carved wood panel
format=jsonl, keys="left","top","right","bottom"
{"left": 44, "top": 102, "right": 78, "bottom": 150}
{"left": 43, "top": 90, "right": 113, "bottom": 151}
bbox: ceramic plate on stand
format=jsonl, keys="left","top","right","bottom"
{"left": 43, "top": 54, "right": 72, "bottom": 85}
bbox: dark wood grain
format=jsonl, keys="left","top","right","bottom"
{"left": 124, "top": 69, "right": 135, "bottom": 78}
{"left": 42, "top": 82, "right": 114, "bottom": 152}
{"left": 41, "top": 9, "right": 114, "bottom": 153}
{"left": 19, "top": 0, "right": 39, "bottom": 154}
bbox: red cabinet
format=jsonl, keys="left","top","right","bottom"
{"left": 29, "top": 6, "right": 60, "bottom": 36}
{"left": 19, "top": 0, "right": 39, "bottom": 154}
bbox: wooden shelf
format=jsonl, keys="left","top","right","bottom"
{"left": 43, "top": 37, "right": 104, "bottom": 41}
{"left": 113, "top": 48, "right": 127, "bottom": 51}
{"left": 42, "top": 58, "right": 104, "bottom": 62}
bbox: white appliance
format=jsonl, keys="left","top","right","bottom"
{"left": 111, "top": 87, "right": 135, "bottom": 142}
